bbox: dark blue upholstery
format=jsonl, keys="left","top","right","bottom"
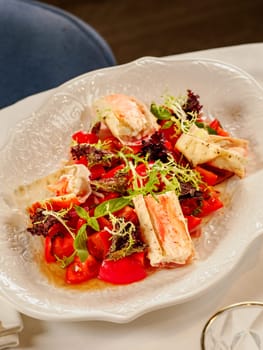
{"left": 0, "top": 0, "right": 116, "bottom": 108}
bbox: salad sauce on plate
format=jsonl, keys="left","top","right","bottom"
{"left": 38, "top": 256, "right": 110, "bottom": 290}
{"left": 37, "top": 253, "right": 157, "bottom": 290}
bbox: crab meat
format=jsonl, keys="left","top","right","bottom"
{"left": 175, "top": 124, "right": 248, "bottom": 177}
{"left": 133, "top": 191, "right": 194, "bottom": 267}
{"left": 48, "top": 164, "right": 92, "bottom": 203}
{"left": 93, "top": 93, "right": 159, "bottom": 144}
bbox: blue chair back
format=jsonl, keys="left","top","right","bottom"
{"left": 0, "top": 0, "right": 116, "bottom": 108}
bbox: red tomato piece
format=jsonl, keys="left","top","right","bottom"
{"left": 185, "top": 215, "right": 202, "bottom": 233}
{"left": 96, "top": 192, "right": 120, "bottom": 205}
{"left": 89, "top": 164, "right": 106, "bottom": 180}
{"left": 101, "top": 164, "right": 125, "bottom": 179}
{"left": 102, "top": 136, "right": 122, "bottom": 151}
{"left": 198, "top": 193, "right": 223, "bottom": 217}
{"left": 65, "top": 255, "right": 100, "bottom": 284}
{"left": 164, "top": 140, "right": 172, "bottom": 151}
{"left": 128, "top": 162, "right": 153, "bottom": 190}
{"left": 44, "top": 236, "right": 56, "bottom": 263}
{"left": 87, "top": 230, "right": 112, "bottom": 260}
{"left": 47, "top": 223, "right": 66, "bottom": 237}
{"left": 135, "top": 163, "right": 147, "bottom": 177}
{"left": 98, "top": 252, "right": 147, "bottom": 285}
{"left": 195, "top": 166, "right": 218, "bottom": 186}
{"left": 209, "top": 119, "right": 229, "bottom": 136}
{"left": 209, "top": 119, "right": 220, "bottom": 130}
{"left": 73, "top": 156, "right": 88, "bottom": 166}
{"left": 160, "top": 121, "right": 180, "bottom": 143}
{"left": 180, "top": 197, "right": 200, "bottom": 216}
{"left": 28, "top": 201, "right": 43, "bottom": 216}
{"left": 48, "top": 194, "right": 80, "bottom": 211}
{"left": 72, "top": 131, "right": 98, "bottom": 144}
{"left": 76, "top": 218, "right": 87, "bottom": 231}
{"left": 97, "top": 216, "right": 112, "bottom": 230}
{"left": 180, "top": 189, "right": 223, "bottom": 218}
{"left": 114, "top": 205, "right": 139, "bottom": 225}
{"left": 205, "top": 165, "right": 234, "bottom": 184}
{"left": 45, "top": 223, "right": 74, "bottom": 262}
{"left": 52, "top": 234, "right": 74, "bottom": 260}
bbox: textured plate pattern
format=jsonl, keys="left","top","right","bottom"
{"left": 0, "top": 57, "right": 263, "bottom": 322}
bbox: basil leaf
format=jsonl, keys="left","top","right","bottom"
{"left": 56, "top": 252, "right": 76, "bottom": 268}
{"left": 195, "top": 121, "right": 205, "bottom": 128}
{"left": 161, "top": 120, "right": 173, "bottom": 129}
{"left": 150, "top": 103, "right": 171, "bottom": 120}
{"left": 206, "top": 126, "right": 218, "bottom": 135}
{"left": 75, "top": 205, "right": 100, "bottom": 231}
{"left": 195, "top": 121, "right": 217, "bottom": 135}
{"left": 74, "top": 205, "right": 90, "bottom": 220}
{"left": 87, "top": 217, "right": 100, "bottom": 232}
{"left": 94, "top": 197, "right": 132, "bottom": 217}
{"left": 74, "top": 224, "right": 89, "bottom": 262}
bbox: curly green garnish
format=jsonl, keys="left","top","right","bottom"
{"left": 106, "top": 212, "right": 145, "bottom": 260}
{"left": 151, "top": 93, "right": 199, "bottom": 134}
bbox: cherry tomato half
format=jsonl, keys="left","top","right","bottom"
{"left": 195, "top": 166, "right": 218, "bottom": 186}
{"left": 114, "top": 205, "right": 139, "bottom": 225}
{"left": 98, "top": 252, "right": 147, "bottom": 285}
{"left": 72, "top": 131, "right": 98, "bottom": 144}
{"left": 65, "top": 255, "right": 100, "bottom": 284}
{"left": 209, "top": 119, "right": 229, "bottom": 136}
{"left": 87, "top": 230, "right": 112, "bottom": 261}
{"left": 52, "top": 234, "right": 74, "bottom": 260}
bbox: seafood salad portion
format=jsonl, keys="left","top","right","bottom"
{"left": 25, "top": 91, "right": 248, "bottom": 286}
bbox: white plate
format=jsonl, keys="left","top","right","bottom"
{"left": 0, "top": 57, "right": 263, "bottom": 323}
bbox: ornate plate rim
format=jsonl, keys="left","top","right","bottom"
{"left": 0, "top": 56, "right": 263, "bottom": 323}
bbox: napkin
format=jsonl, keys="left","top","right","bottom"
{"left": 0, "top": 297, "right": 23, "bottom": 349}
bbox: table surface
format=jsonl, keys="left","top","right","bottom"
{"left": 1, "top": 43, "right": 263, "bottom": 350}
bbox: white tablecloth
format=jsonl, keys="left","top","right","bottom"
{"left": 1, "top": 43, "right": 263, "bottom": 350}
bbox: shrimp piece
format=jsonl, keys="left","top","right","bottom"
{"left": 93, "top": 94, "right": 159, "bottom": 144}
{"left": 133, "top": 191, "right": 194, "bottom": 267}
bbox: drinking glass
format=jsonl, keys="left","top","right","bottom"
{"left": 201, "top": 301, "right": 263, "bottom": 349}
